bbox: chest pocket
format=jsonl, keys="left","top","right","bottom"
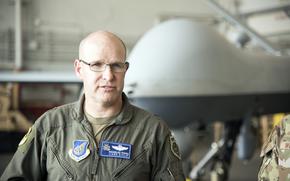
{"left": 160, "top": 168, "right": 175, "bottom": 181}
{"left": 48, "top": 139, "right": 76, "bottom": 181}
{"left": 277, "top": 135, "right": 290, "bottom": 181}
{"left": 112, "top": 148, "right": 150, "bottom": 181}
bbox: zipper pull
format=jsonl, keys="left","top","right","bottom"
{"left": 91, "top": 174, "right": 96, "bottom": 181}
{"left": 167, "top": 168, "right": 174, "bottom": 178}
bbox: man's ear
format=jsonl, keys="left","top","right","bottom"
{"left": 125, "top": 62, "right": 129, "bottom": 72}
{"left": 74, "top": 59, "right": 83, "bottom": 79}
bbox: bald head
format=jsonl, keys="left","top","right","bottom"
{"left": 79, "top": 31, "right": 127, "bottom": 62}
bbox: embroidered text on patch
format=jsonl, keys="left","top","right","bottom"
{"left": 99, "top": 141, "right": 132, "bottom": 159}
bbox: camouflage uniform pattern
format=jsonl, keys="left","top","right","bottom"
{"left": 258, "top": 115, "right": 290, "bottom": 181}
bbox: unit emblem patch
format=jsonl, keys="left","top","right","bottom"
{"left": 19, "top": 127, "right": 33, "bottom": 146}
{"left": 68, "top": 140, "right": 90, "bottom": 162}
{"left": 170, "top": 135, "right": 181, "bottom": 160}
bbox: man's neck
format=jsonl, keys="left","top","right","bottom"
{"left": 84, "top": 98, "right": 123, "bottom": 118}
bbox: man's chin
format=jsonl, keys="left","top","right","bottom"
{"left": 100, "top": 98, "right": 117, "bottom": 107}
{"left": 99, "top": 95, "right": 117, "bottom": 105}
{"left": 94, "top": 91, "right": 121, "bottom": 105}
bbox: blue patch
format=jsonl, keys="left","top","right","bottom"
{"left": 68, "top": 140, "right": 90, "bottom": 162}
{"left": 99, "top": 141, "right": 132, "bottom": 159}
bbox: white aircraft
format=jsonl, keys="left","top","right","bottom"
{"left": 124, "top": 19, "right": 290, "bottom": 180}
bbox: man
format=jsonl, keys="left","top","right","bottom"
{"left": 258, "top": 114, "right": 290, "bottom": 181}
{"left": 1, "top": 31, "right": 185, "bottom": 180}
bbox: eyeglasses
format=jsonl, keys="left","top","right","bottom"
{"left": 79, "top": 59, "right": 129, "bottom": 73}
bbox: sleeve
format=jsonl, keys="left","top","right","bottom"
{"left": 0, "top": 123, "right": 47, "bottom": 181}
{"left": 257, "top": 127, "right": 279, "bottom": 181}
{"left": 258, "top": 115, "right": 290, "bottom": 181}
{"left": 151, "top": 122, "right": 186, "bottom": 181}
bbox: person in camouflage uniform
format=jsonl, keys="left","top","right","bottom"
{"left": 258, "top": 114, "right": 290, "bottom": 181}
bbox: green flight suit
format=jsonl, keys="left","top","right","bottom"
{"left": 1, "top": 94, "right": 185, "bottom": 181}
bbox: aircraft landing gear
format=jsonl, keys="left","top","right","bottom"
{"left": 210, "top": 159, "right": 228, "bottom": 181}
{"left": 189, "top": 120, "right": 242, "bottom": 181}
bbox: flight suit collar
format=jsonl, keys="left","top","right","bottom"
{"left": 115, "top": 93, "right": 134, "bottom": 125}
{"left": 74, "top": 93, "right": 133, "bottom": 125}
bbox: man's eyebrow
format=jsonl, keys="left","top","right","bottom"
{"left": 90, "top": 60, "right": 105, "bottom": 64}
{"left": 91, "top": 60, "right": 125, "bottom": 64}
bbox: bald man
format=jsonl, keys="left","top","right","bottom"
{"left": 1, "top": 31, "right": 185, "bottom": 181}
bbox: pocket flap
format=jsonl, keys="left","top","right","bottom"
{"left": 260, "top": 128, "right": 278, "bottom": 157}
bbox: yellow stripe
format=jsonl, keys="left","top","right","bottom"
{"left": 273, "top": 113, "right": 285, "bottom": 126}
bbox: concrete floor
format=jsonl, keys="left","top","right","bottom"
{"left": 228, "top": 150, "right": 261, "bottom": 181}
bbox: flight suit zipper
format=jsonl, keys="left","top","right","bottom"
{"left": 167, "top": 168, "right": 175, "bottom": 181}
{"left": 83, "top": 118, "right": 121, "bottom": 180}
{"left": 92, "top": 123, "right": 117, "bottom": 180}
{"left": 90, "top": 148, "right": 99, "bottom": 181}
{"left": 80, "top": 120, "right": 100, "bottom": 181}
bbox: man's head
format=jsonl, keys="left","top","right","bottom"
{"left": 74, "top": 31, "right": 128, "bottom": 107}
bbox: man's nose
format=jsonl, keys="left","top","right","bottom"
{"left": 101, "top": 65, "right": 114, "bottom": 81}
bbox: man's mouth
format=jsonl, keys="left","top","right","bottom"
{"left": 100, "top": 85, "right": 115, "bottom": 91}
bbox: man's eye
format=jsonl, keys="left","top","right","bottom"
{"left": 92, "top": 62, "right": 104, "bottom": 68}
{"left": 112, "top": 63, "right": 123, "bottom": 68}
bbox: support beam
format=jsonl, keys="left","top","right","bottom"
{"left": 15, "top": 0, "right": 22, "bottom": 70}
{"left": 207, "top": 0, "right": 281, "bottom": 56}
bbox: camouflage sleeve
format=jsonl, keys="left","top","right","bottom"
{"left": 258, "top": 115, "right": 290, "bottom": 181}
{"left": 257, "top": 127, "right": 279, "bottom": 181}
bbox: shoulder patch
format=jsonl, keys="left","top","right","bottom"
{"left": 280, "top": 115, "right": 290, "bottom": 135}
{"left": 280, "top": 136, "right": 290, "bottom": 150}
{"left": 18, "top": 126, "right": 35, "bottom": 153}
{"left": 169, "top": 135, "right": 181, "bottom": 160}
{"left": 19, "top": 127, "right": 33, "bottom": 146}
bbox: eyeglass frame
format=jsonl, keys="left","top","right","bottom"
{"left": 78, "top": 59, "right": 129, "bottom": 73}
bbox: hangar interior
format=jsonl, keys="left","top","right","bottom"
{"left": 1, "top": 0, "right": 290, "bottom": 180}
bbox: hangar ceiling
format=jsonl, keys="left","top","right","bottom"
{"left": 213, "top": 0, "right": 290, "bottom": 55}
{"left": 0, "top": 0, "right": 289, "bottom": 70}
